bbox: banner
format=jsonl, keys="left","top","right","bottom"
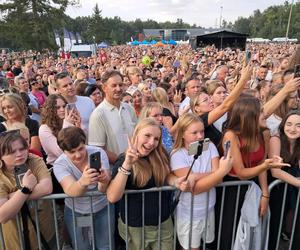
{"left": 54, "top": 30, "right": 61, "bottom": 48}
{"left": 63, "top": 28, "right": 72, "bottom": 52}
{"left": 76, "top": 32, "right": 82, "bottom": 44}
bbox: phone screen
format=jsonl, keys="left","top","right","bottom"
{"left": 14, "top": 164, "right": 28, "bottom": 188}
{"left": 89, "top": 152, "right": 101, "bottom": 171}
{"left": 294, "top": 64, "right": 300, "bottom": 78}
{"left": 223, "top": 141, "right": 231, "bottom": 159}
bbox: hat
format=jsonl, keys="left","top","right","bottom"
{"left": 5, "top": 71, "right": 14, "bottom": 79}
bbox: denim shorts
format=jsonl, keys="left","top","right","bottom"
{"left": 64, "top": 204, "right": 115, "bottom": 250}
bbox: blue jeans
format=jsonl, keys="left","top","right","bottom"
{"left": 64, "top": 204, "right": 115, "bottom": 250}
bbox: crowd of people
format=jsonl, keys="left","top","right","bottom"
{"left": 0, "top": 42, "right": 299, "bottom": 250}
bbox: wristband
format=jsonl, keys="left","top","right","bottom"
{"left": 261, "top": 194, "right": 270, "bottom": 199}
{"left": 118, "top": 167, "right": 131, "bottom": 176}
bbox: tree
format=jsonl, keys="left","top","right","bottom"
{"left": 0, "top": 0, "right": 76, "bottom": 50}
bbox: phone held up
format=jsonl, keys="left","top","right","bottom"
{"left": 66, "top": 103, "right": 77, "bottom": 111}
{"left": 89, "top": 151, "right": 102, "bottom": 172}
{"left": 294, "top": 64, "right": 300, "bottom": 78}
{"left": 223, "top": 141, "right": 231, "bottom": 159}
{"left": 188, "top": 138, "right": 210, "bottom": 156}
{"left": 14, "top": 164, "right": 28, "bottom": 189}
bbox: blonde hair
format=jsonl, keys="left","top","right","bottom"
{"left": 140, "top": 102, "right": 163, "bottom": 120}
{"left": 152, "top": 87, "right": 169, "bottom": 108}
{"left": 131, "top": 118, "right": 170, "bottom": 187}
{"left": 0, "top": 93, "right": 26, "bottom": 122}
{"left": 206, "top": 80, "right": 224, "bottom": 95}
{"left": 172, "top": 113, "right": 203, "bottom": 154}
{"left": 126, "top": 66, "right": 142, "bottom": 76}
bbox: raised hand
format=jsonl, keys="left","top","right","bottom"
{"left": 124, "top": 136, "right": 139, "bottom": 166}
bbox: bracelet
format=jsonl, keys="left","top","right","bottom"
{"left": 118, "top": 166, "right": 131, "bottom": 176}
{"left": 261, "top": 194, "right": 270, "bottom": 199}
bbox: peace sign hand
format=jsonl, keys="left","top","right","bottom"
{"left": 124, "top": 136, "right": 140, "bottom": 166}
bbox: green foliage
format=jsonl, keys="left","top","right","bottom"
{"left": 233, "top": 2, "right": 300, "bottom": 39}
{"left": 1, "top": 1, "right": 299, "bottom": 50}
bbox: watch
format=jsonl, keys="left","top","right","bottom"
{"left": 20, "top": 186, "right": 32, "bottom": 195}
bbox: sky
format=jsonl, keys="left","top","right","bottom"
{"left": 66, "top": 0, "right": 289, "bottom": 28}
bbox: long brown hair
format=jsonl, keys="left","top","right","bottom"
{"left": 131, "top": 118, "right": 170, "bottom": 187}
{"left": 41, "top": 94, "right": 67, "bottom": 138}
{"left": 225, "top": 95, "right": 261, "bottom": 154}
{"left": 279, "top": 110, "right": 300, "bottom": 166}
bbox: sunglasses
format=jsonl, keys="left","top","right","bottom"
{"left": 0, "top": 89, "right": 11, "bottom": 96}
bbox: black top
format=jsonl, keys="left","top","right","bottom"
{"left": 162, "top": 107, "right": 177, "bottom": 125}
{"left": 0, "top": 117, "right": 39, "bottom": 137}
{"left": 112, "top": 154, "right": 172, "bottom": 227}
{"left": 201, "top": 112, "right": 222, "bottom": 148}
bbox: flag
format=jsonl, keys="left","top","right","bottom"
{"left": 63, "top": 28, "right": 72, "bottom": 52}
{"left": 76, "top": 32, "right": 82, "bottom": 44}
{"left": 69, "top": 32, "right": 77, "bottom": 45}
{"left": 54, "top": 30, "right": 61, "bottom": 48}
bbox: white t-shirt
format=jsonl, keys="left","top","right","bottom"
{"left": 53, "top": 145, "right": 109, "bottom": 214}
{"left": 170, "top": 143, "right": 219, "bottom": 219}
{"left": 266, "top": 114, "right": 282, "bottom": 136}
{"left": 178, "top": 96, "right": 190, "bottom": 116}
{"left": 75, "top": 95, "right": 95, "bottom": 135}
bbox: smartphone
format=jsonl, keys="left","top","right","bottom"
{"left": 246, "top": 50, "right": 251, "bottom": 64}
{"left": 14, "top": 164, "right": 28, "bottom": 189}
{"left": 66, "top": 103, "right": 77, "bottom": 111}
{"left": 188, "top": 138, "right": 210, "bottom": 156}
{"left": 223, "top": 141, "right": 231, "bottom": 159}
{"left": 89, "top": 151, "right": 101, "bottom": 171}
{"left": 294, "top": 64, "right": 300, "bottom": 78}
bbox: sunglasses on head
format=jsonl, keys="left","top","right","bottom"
{"left": 0, "top": 89, "right": 11, "bottom": 96}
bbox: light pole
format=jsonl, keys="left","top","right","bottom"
{"left": 219, "top": 6, "right": 223, "bottom": 28}
{"left": 285, "top": 0, "right": 294, "bottom": 43}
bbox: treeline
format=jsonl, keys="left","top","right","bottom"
{"left": 0, "top": 1, "right": 299, "bottom": 51}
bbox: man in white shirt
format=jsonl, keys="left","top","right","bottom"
{"left": 88, "top": 70, "right": 137, "bottom": 164}
{"left": 55, "top": 72, "right": 95, "bottom": 135}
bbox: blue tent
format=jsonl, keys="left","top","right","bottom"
{"left": 169, "top": 39, "right": 177, "bottom": 45}
{"left": 150, "top": 40, "right": 157, "bottom": 45}
{"left": 161, "top": 39, "right": 168, "bottom": 44}
{"left": 141, "top": 40, "right": 150, "bottom": 45}
{"left": 131, "top": 40, "right": 140, "bottom": 45}
{"left": 97, "top": 42, "right": 108, "bottom": 48}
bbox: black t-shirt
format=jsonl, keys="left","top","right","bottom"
{"left": 0, "top": 117, "right": 39, "bottom": 137}
{"left": 112, "top": 154, "right": 172, "bottom": 227}
{"left": 162, "top": 107, "right": 177, "bottom": 125}
{"left": 201, "top": 112, "right": 222, "bottom": 148}
{"left": 12, "top": 67, "right": 22, "bottom": 77}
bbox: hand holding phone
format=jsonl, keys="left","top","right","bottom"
{"left": 14, "top": 164, "right": 28, "bottom": 189}
{"left": 89, "top": 151, "right": 101, "bottom": 172}
{"left": 188, "top": 138, "right": 210, "bottom": 156}
{"left": 223, "top": 141, "right": 231, "bottom": 159}
{"left": 294, "top": 64, "right": 300, "bottom": 78}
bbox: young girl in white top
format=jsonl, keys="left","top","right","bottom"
{"left": 170, "top": 113, "right": 233, "bottom": 250}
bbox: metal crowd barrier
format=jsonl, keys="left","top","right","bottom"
{"left": 0, "top": 180, "right": 278, "bottom": 250}
{"left": 266, "top": 179, "right": 300, "bottom": 250}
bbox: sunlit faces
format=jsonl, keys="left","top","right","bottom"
{"left": 284, "top": 114, "right": 300, "bottom": 141}
{"left": 90, "top": 88, "right": 103, "bottom": 106}
{"left": 211, "top": 86, "right": 227, "bottom": 107}
{"left": 1, "top": 99, "right": 21, "bottom": 121}
{"left": 287, "top": 91, "right": 299, "bottom": 110}
{"left": 148, "top": 107, "right": 163, "bottom": 125}
{"left": 142, "top": 84, "right": 152, "bottom": 98}
{"left": 185, "top": 79, "right": 201, "bottom": 98}
{"left": 183, "top": 121, "right": 205, "bottom": 149}
{"left": 102, "top": 75, "right": 123, "bottom": 103}
{"left": 57, "top": 76, "right": 76, "bottom": 98}
{"left": 194, "top": 93, "right": 214, "bottom": 115}
{"left": 136, "top": 125, "right": 161, "bottom": 157}
{"left": 1, "top": 139, "right": 28, "bottom": 171}
{"left": 64, "top": 142, "right": 87, "bottom": 167}
{"left": 56, "top": 98, "right": 66, "bottom": 119}
{"left": 18, "top": 79, "right": 30, "bottom": 92}
{"left": 132, "top": 91, "right": 142, "bottom": 106}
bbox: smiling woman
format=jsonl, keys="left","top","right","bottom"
{"left": 107, "top": 117, "right": 191, "bottom": 250}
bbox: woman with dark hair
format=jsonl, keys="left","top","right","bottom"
{"left": 0, "top": 131, "right": 53, "bottom": 249}
{"left": 84, "top": 84, "right": 103, "bottom": 107}
{"left": 217, "top": 95, "right": 290, "bottom": 250}
{"left": 268, "top": 110, "right": 300, "bottom": 249}
{"left": 53, "top": 127, "right": 112, "bottom": 250}
{"left": 39, "top": 94, "right": 81, "bottom": 166}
